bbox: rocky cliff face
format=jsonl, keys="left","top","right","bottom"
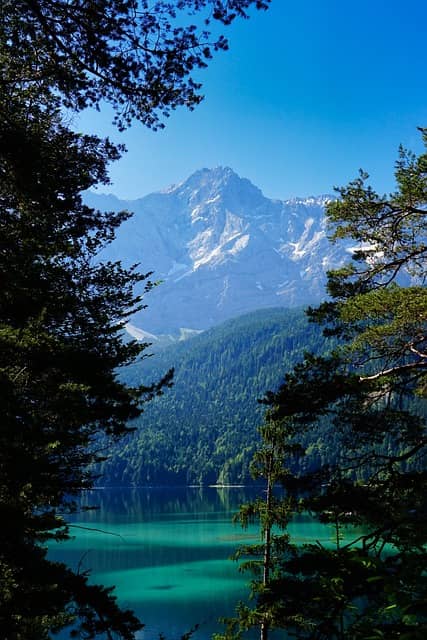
{"left": 85, "top": 167, "right": 349, "bottom": 334}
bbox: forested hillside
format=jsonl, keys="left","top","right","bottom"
{"left": 98, "top": 308, "right": 329, "bottom": 486}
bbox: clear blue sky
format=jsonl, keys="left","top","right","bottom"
{"left": 77, "top": 0, "right": 427, "bottom": 201}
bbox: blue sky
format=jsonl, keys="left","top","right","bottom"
{"left": 78, "top": 0, "right": 427, "bottom": 201}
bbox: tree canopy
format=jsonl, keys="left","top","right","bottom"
{"left": 223, "top": 133, "right": 427, "bottom": 639}
{"left": 5, "top": 0, "right": 270, "bottom": 129}
{"left": 0, "top": 85, "right": 162, "bottom": 640}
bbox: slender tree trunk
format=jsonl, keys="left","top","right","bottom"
{"left": 261, "top": 452, "right": 273, "bottom": 640}
{"left": 334, "top": 513, "right": 345, "bottom": 640}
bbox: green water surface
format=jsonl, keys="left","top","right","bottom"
{"left": 49, "top": 487, "right": 339, "bottom": 640}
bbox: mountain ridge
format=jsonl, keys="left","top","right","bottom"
{"left": 85, "top": 167, "right": 344, "bottom": 334}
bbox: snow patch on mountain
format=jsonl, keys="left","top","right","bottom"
{"left": 125, "top": 323, "right": 159, "bottom": 342}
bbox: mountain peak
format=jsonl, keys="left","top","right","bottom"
{"left": 180, "top": 166, "right": 242, "bottom": 187}
{"left": 165, "top": 166, "right": 266, "bottom": 213}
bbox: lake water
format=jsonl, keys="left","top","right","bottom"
{"left": 49, "top": 487, "right": 338, "bottom": 640}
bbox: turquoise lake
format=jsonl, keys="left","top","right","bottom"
{"left": 49, "top": 487, "right": 340, "bottom": 640}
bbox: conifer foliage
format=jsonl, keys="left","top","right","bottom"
{"left": 6, "top": 0, "right": 269, "bottom": 130}
{"left": 0, "top": 1, "right": 269, "bottom": 637}
{"left": 224, "top": 133, "right": 427, "bottom": 639}
{"left": 1, "top": 87, "right": 142, "bottom": 640}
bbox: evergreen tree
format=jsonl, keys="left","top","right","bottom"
{"left": 217, "top": 416, "right": 302, "bottom": 640}
{"left": 0, "top": 89, "right": 163, "bottom": 640}
{"left": 226, "top": 132, "right": 427, "bottom": 639}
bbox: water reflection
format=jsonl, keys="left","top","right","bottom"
{"left": 74, "top": 485, "right": 259, "bottom": 521}
{"left": 50, "top": 487, "right": 342, "bottom": 640}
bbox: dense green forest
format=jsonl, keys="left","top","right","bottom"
{"left": 98, "top": 307, "right": 330, "bottom": 486}
{"left": 100, "top": 305, "right": 426, "bottom": 488}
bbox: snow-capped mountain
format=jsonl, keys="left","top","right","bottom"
{"left": 85, "top": 167, "right": 347, "bottom": 334}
